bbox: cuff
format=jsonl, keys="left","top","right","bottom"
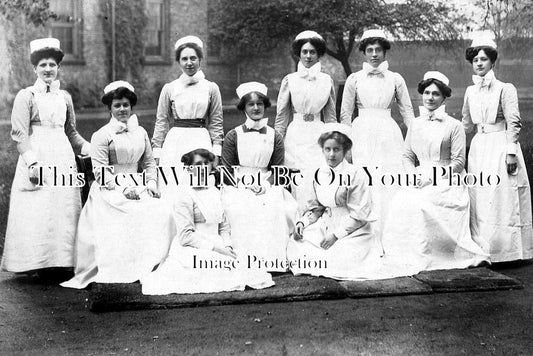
{"left": 22, "top": 150, "right": 38, "bottom": 167}
{"left": 299, "top": 215, "right": 311, "bottom": 228}
{"left": 333, "top": 226, "right": 348, "bottom": 239}
{"left": 147, "top": 179, "right": 157, "bottom": 191}
{"left": 152, "top": 147, "right": 162, "bottom": 159}
{"left": 507, "top": 142, "right": 517, "bottom": 155}
{"left": 212, "top": 143, "right": 222, "bottom": 157}
{"left": 81, "top": 142, "right": 91, "bottom": 156}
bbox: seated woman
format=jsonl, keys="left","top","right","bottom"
{"left": 286, "top": 123, "right": 384, "bottom": 280}
{"left": 142, "top": 146, "right": 274, "bottom": 295}
{"left": 62, "top": 81, "right": 175, "bottom": 289}
{"left": 382, "top": 71, "right": 488, "bottom": 274}
{"left": 221, "top": 82, "right": 297, "bottom": 272}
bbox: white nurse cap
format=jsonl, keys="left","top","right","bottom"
{"left": 360, "top": 29, "right": 387, "bottom": 41}
{"left": 295, "top": 30, "right": 324, "bottom": 41}
{"left": 174, "top": 35, "right": 204, "bottom": 50}
{"left": 30, "top": 38, "right": 61, "bottom": 53}
{"left": 321, "top": 122, "right": 352, "bottom": 138}
{"left": 103, "top": 80, "right": 135, "bottom": 94}
{"left": 236, "top": 81, "right": 268, "bottom": 99}
{"left": 423, "top": 71, "right": 450, "bottom": 86}
{"left": 470, "top": 36, "right": 497, "bottom": 50}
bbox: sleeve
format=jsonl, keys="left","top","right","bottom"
{"left": 173, "top": 195, "right": 217, "bottom": 250}
{"left": 268, "top": 131, "right": 285, "bottom": 168}
{"left": 274, "top": 75, "right": 293, "bottom": 137}
{"left": 401, "top": 122, "right": 417, "bottom": 174}
{"left": 63, "top": 91, "right": 91, "bottom": 155}
{"left": 299, "top": 183, "right": 326, "bottom": 227}
{"left": 219, "top": 212, "right": 232, "bottom": 248}
{"left": 448, "top": 120, "right": 466, "bottom": 173}
{"left": 322, "top": 76, "right": 337, "bottom": 123}
{"left": 221, "top": 129, "right": 239, "bottom": 185}
{"left": 90, "top": 129, "right": 115, "bottom": 189}
{"left": 10, "top": 89, "right": 38, "bottom": 166}
{"left": 394, "top": 73, "right": 415, "bottom": 128}
{"left": 333, "top": 169, "right": 376, "bottom": 239}
{"left": 139, "top": 129, "right": 157, "bottom": 182}
{"left": 207, "top": 82, "right": 224, "bottom": 156}
{"left": 340, "top": 74, "right": 357, "bottom": 125}
{"left": 461, "top": 87, "right": 475, "bottom": 134}
{"left": 501, "top": 83, "right": 522, "bottom": 155}
{"left": 151, "top": 84, "right": 171, "bottom": 158}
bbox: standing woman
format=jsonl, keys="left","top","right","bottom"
{"left": 275, "top": 30, "right": 337, "bottom": 211}
{"left": 462, "top": 37, "right": 533, "bottom": 262}
{"left": 152, "top": 35, "right": 223, "bottom": 191}
{"left": 1, "top": 38, "right": 90, "bottom": 275}
{"left": 62, "top": 81, "right": 175, "bottom": 289}
{"left": 382, "top": 72, "right": 487, "bottom": 275}
{"left": 340, "top": 29, "right": 415, "bottom": 250}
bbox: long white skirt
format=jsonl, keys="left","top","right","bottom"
{"left": 468, "top": 131, "right": 533, "bottom": 262}
{"left": 142, "top": 246, "right": 274, "bottom": 295}
{"left": 351, "top": 109, "right": 405, "bottom": 251}
{"left": 284, "top": 119, "right": 325, "bottom": 213}
{"left": 382, "top": 177, "right": 488, "bottom": 275}
{"left": 61, "top": 184, "right": 175, "bottom": 289}
{"left": 2, "top": 126, "right": 81, "bottom": 272}
{"left": 286, "top": 206, "right": 385, "bottom": 280}
{"left": 221, "top": 186, "right": 297, "bottom": 272}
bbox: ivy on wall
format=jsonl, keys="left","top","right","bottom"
{"left": 0, "top": 0, "right": 54, "bottom": 26}
{"left": 99, "top": 0, "right": 148, "bottom": 87}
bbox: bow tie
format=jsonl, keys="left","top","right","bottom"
{"left": 179, "top": 70, "right": 206, "bottom": 85}
{"left": 33, "top": 79, "right": 60, "bottom": 94}
{"left": 110, "top": 114, "right": 139, "bottom": 134}
{"left": 297, "top": 61, "right": 321, "bottom": 81}
{"left": 419, "top": 105, "right": 446, "bottom": 121}
{"left": 242, "top": 125, "right": 267, "bottom": 134}
{"left": 362, "top": 61, "right": 389, "bottom": 77}
{"left": 472, "top": 70, "right": 495, "bottom": 88}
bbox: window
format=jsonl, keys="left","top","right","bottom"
{"left": 48, "top": 0, "right": 83, "bottom": 62}
{"left": 207, "top": 1, "right": 222, "bottom": 59}
{"left": 145, "top": 0, "right": 170, "bottom": 63}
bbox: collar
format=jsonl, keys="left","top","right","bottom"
{"left": 419, "top": 105, "right": 446, "bottom": 121}
{"left": 472, "top": 69, "right": 495, "bottom": 88}
{"left": 331, "top": 159, "right": 349, "bottom": 173}
{"left": 33, "top": 78, "right": 60, "bottom": 94}
{"left": 362, "top": 60, "right": 389, "bottom": 77}
{"left": 297, "top": 61, "right": 321, "bottom": 80}
{"left": 243, "top": 116, "right": 268, "bottom": 134}
{"left": 178, "top": 70, "right": 206, "bottom": 85}
{"left": 109, "top": 114, "right": 139, "bottom": 134}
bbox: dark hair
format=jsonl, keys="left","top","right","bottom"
{"left": 359, "top": 37, "right": 391, "bottom": 53}
{"left": 101, "top": 87, "right": 138, "bottom": 108}
{"left": 318, "top": 131, "right": 353, "bottom": 153}
{"left": 465, "top": 46, "right": 498, "bottom": 64}
{"left": 181, "top": 148, "right": 215, "bottom": 165}
{"left": 175, "top": 43, "right": 204, "bottom": 62}
{"left": 236, "top": 92, "right": 272, "bottom": 111}
{"left": 30, "top": 48, "right": 64, "bottom": 66}
{"left": 292, "top": 37, "right": 327, "bottom": 58}
{"left": 417, "top": 78, "right": 452, "bottom": 98}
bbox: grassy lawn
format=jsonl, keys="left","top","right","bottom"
{"left": 1, "top": 99, "right": 532, "bottom": 255}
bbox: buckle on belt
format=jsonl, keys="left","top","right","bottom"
{"left": 480, "top": 124, "right": 485, "bottom": 133}
{"left": 303, "top": 113, "right": 315, "bottom": 122}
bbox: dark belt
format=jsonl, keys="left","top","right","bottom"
{"left": 172, "top": 118, "right": 206, "bottom": 128}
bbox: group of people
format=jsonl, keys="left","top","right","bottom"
{"left": 1, "top": 28, "right": 532, "bottom": 295}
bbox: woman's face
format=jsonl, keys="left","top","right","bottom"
{"left": 189, "top": 153, "right": 212, "bottom": 186}
{"left": 179, "top": 47, "right": 201, "bottom": 76}
{"left": 110, "top": 97, "right": 132, "bottom": 123}
{"left": 422, "top": 83, "right": 445, "bottom": 112}
{"left": 472, "top": 49, "right": 493, "bottom": 77}
{"left": 322, "top": 138, "right": 345, "bottom": 168}
{"left": 34, "top": 58, "right": 59, "bottom": 84}
{"left": 244, "top": 93, "right": 265, "bottom": 121}
{"left": 300, "top": 42, "right": 319, "bottom": 68}
{"left": 364, "top": 43, "right": 385, "bottom": 68}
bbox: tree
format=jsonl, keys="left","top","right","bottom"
{"left": 210, "top": 0, "right": 465, "bottom": 76}
{"left": 0, "top": 0, "right": 54, "bottom": 26}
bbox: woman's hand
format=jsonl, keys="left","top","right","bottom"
{"left": 146, "top": 180, "right": 161, "bottom": 198}
{"left": 507, "top": 154, "right": 518, "bottom": 175}
{"left": 28, "top": 163, "right": 41, "bottom": 185}
{"left": 320, "top": 233, "right": 338, "bottom": 250}
{"left": 213, "top": 156, "right": 220, "bottom": 168}
{"left": 416, "top": 176, "right": 433, "bottom": 189}
{"left": 123, "top": 187, "right": 140, "bottom": 200}
{"left": 246, "top": 185, "right": 266, "bottom": 195}
{"left": 293, "top": 222, "right": 305, "bottom": 241}
{"left": 213, "top": 245, "right": 237, "bottom": 259}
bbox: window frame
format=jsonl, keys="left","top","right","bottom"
{"left": 144, "top": 0, "right": 171, "bottom": 65}
{"left": 48, "top": 0, "right": 85, "bottom": 65}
